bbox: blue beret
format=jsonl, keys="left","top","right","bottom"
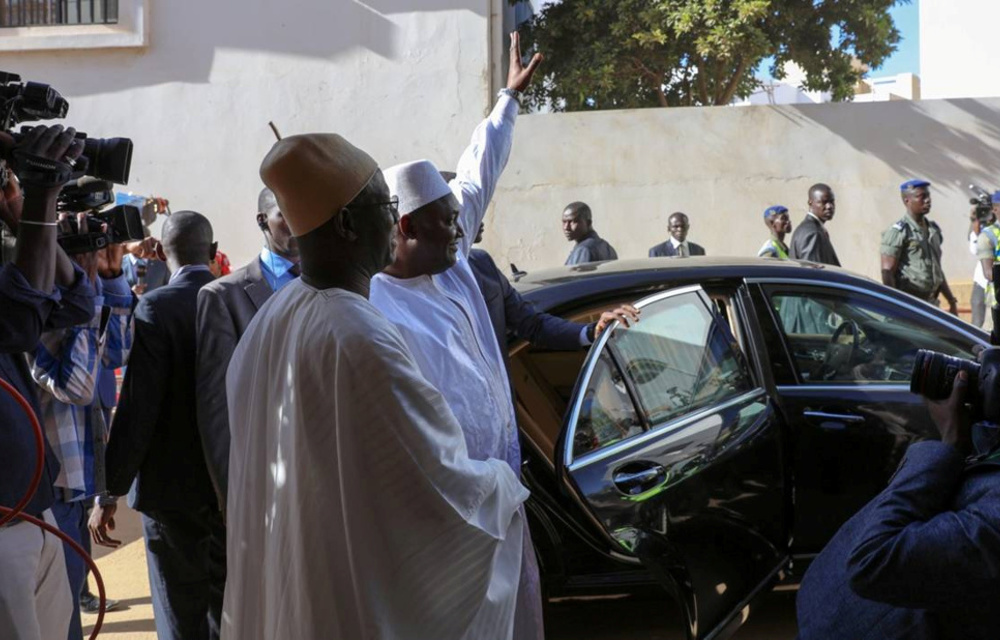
{"left": 992, "top": 191, "right": 1000, "bottom": 204}
{"left": 764, "top": 205, "right": 789, "bottom": 219}
{"left": 900, "top": 179, "right": 931, "bottom": 191}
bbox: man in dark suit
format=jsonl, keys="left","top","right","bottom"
{"left": 563, "top": 201, "right": 618, "bottom": 265}
{"left": 649, "top": 212, "right": 706, "bottom": 257}
{"left": 790, "top": 183, "right": 840, "bottom": 266}
{"left": 469, "top": 223, "right": 638, "bottom": 381}
{"left": 96, "top": 211, "right": 224, "bottom": 640}
{"left": 195, "top": 188, "right": 299, "bottom": 510}
{"left": 797, "top": 370, "right": 1000, "bottom": 638}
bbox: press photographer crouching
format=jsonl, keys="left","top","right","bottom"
{"left": 797, "top": 344, "right": 1000, "bottom": 638}
{"left": 0, "top": 125, "right": 98, "bottom": 640}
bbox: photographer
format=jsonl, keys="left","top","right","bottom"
{"left": 28, "top": 232, "right": 133, "bottom": 637}
{"left": 977, "top": 193, "right": 1000, "bottom": 324}
{"left": 0, "top": 125, "right": 97, "bottom": 640}
{"left": 797, "top": 368, "right": 1000, "bottom": 638}
{"left": 969, "top": 203, "right": 994, "bottom": 329}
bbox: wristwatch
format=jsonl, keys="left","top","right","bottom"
{"left": 498, "top": 87, "right": 523, "bottom": 105}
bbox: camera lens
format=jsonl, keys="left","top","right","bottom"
{"left": 910, "top": 350, "right": 980, "bottom": 400}
{"left": 82, "top": 136, "right": 133, "bottom": 185}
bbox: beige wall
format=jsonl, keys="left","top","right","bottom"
{"left": 482, "top": 97, "right": 1000, "bottom": 284}
{"left": 921, "top": 0, "right": 1000, "bottom": 100}
{"left": 3, "top": 1, "right": 498, "bottom": 267}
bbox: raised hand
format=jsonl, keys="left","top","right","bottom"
{"left": 506, "top": 31, "right": 544, "bottom": 93}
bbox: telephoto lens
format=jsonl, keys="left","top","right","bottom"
{"left": 910, "top": 350, "right": 980, "bottom": 401}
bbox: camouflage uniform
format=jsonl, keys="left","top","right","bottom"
{"left": 880, "top": 214, "right": 944, "bottom": 303}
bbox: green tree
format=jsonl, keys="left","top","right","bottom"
{"left": 518, "top": 0, "right": 904, "bottom": 110}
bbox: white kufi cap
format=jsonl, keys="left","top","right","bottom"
{"left": 384, "top": 160, "right": 453, "bottom": 216}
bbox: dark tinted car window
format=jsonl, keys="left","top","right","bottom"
{"left": 610, "top": 292, "right": 752, "bottom": 428}
{"left": 770, "top": 289, "right": 976, "bottom": 384}
{"left": 573, "top": 350, "right": 643, "bottom": 458}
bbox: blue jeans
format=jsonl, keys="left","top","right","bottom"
{"left": 51, "top": 497, "right": 86, "bottom": 640}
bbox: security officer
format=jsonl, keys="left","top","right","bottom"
{"left": 758, "top": 205, "right": 792, "bottom": 259}
{"left": 880, "top": 179, "right": 959, "bottom": 315}
{"left": 976, "top": 191, "right": 1000, "bottom": 313}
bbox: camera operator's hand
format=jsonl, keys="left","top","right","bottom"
{"left": 0, "top": 166, "right": 23, "bottom": 233}
{"left": 97, "top": 241, "right": 125, "bottom": 279}
{"left": 12, "top": 125, "right": 86, "bottom": 293}
{"left": 125, "top": 236, "right": 163, "bottom": 261}
{"left": 926, "top": 370, "right": 972, "bottom": 455}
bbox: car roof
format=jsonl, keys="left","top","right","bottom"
{"left": 512, "top": 257, "right": 880, "bottom": 312}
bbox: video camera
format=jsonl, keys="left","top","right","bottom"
{"left": 969, "top": 184, "right": 996, "bottom": 224}
{"left": 55, "top": 179, "right": 144, "bottom": 255}
{"left": 911, "top": 264, "right": 1000, "bottom": 423}
{"left": 0, "top": 71, "right": 133, "bottom": 188}
{"left": 0, "top": 71, "right": 139, "bottom": 254}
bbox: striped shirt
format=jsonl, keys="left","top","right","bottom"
{"left": 30, "top": 274, "right": 134, "bottom": 500}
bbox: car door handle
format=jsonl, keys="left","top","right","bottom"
{"left": 803, "top": 411, "right": 866, "bottom": 426}
{"left": 613, "top": 464, "right": 667, "bottom": 496}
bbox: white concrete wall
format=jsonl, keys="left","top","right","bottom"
{"left": 483, "top": 97, "right": 1000, "bottom": 284}
{"left": 3, "top": 0, "right": 497, "bottom": 266}
{"left": 921, "top": 0, "right": 1000, "bottom": 100}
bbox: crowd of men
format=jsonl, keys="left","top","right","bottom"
{"left": 563, "top": 179, "right": 995, "bottom": 320}
{"left": 1, "top": 32, "right": 999, "bottom": 640}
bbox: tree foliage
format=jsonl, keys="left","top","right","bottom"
{"left": 517, "top": 0, "right": 904, "bottom": 111}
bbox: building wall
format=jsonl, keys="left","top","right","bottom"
{"left": 921, "top": 0, "right": 1000, "bottom": 100}
{"left": 482, "top": 97, "right": 1000, "bottom": 285}
{"left": 3, "top": 0, "right": 498, "bottom": 266}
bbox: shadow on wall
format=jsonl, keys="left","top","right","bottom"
{"left": 781, "top": 99, "right": 1000, "bottom": 193}
{"left": 6, "top": 0, "right": 486, "bottom": 94}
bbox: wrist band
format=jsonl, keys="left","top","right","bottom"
{"left": 19, "top": 219, "right": 58, "bottom": 227}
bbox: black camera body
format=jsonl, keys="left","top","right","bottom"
{"left": 970, "top": 184, "right": 996, "bottom": 224}
{"left": 55, "top": 180, "right": 144, "bottom": 255}
{"left": 0, "top": 71, "right": 133, "bottom": 187}
{"left": 911, "top": 348, "right": 1000, "bottom": 424}
{"left": 911, "top": 264, "right": 1000, "bottom": 424}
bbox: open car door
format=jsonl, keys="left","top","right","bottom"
{"left": 555, "top": 285, "right": 788, "bottom": 640}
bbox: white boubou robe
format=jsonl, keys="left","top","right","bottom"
{"left": 370, "top": 95, "right": 544, "bottom": 639}
{"left": 221, "top": 281, "right": 528, "bottom": 640}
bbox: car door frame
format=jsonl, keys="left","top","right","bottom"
{"left": 554, "top": 284, "right": 789, "bottom": 640}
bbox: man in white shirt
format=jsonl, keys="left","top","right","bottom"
{"left": 369, "top": 32, "right": 545, "bottom": 639}
{"left": 223, "top": 133, "right": 528, "bottom": 640}
{"left": 648, "top": 211, "right": 706, "bottom": 257}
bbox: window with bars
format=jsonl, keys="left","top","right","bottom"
{"left": 0, "top": 0, "right": 118, "bottom": 28}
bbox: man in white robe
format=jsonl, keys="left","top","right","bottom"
{"left": 222, "top": 132, "right": 528, "bottom": 640}
{"left": 369, "top": 32, "right": 546, "bottom": 639}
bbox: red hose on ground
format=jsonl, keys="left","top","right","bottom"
{"left": 0, "top": 377, "right": 107, "bottom": 638}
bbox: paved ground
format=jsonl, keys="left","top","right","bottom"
{"left": 82, "top": 506, "right": 796, "bottom": 639}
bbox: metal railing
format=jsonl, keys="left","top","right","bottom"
{"left": 1, "top": 0, "right": 118, "bottom": 28}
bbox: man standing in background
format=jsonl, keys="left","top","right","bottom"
{"left": 563, "top": 201, "right": 618, "bottom": 265}
{"left": 649, "top": 212, "right": 705, "bottom": 257}
{"left": 196, "top": 187, "right": 300, "bottom": 511}
{"left": 880, "top": 180, "right": 958, "bottom": 314}
{"left": 790, "top": 184, "right": 840, "bottom": 266}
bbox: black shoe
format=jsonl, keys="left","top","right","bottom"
{"left": 80, "top": 593, "right": 120, "bottom": 614}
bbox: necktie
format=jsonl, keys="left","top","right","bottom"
{"left": 678, "top": 243, "right": 688, "bottom": 258}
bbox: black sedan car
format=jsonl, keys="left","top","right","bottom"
{"left": 509, "top": 257, "right": 986, "bottom": 640}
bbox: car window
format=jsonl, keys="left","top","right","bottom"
{"left": 573, "top": 350, "right": 643, "bottom": 458}
{"left": 769, "top": 289, "right": 977, "bottom": 384}
{"left": 608, "top": 291, "right": 753, "bottom": 428}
